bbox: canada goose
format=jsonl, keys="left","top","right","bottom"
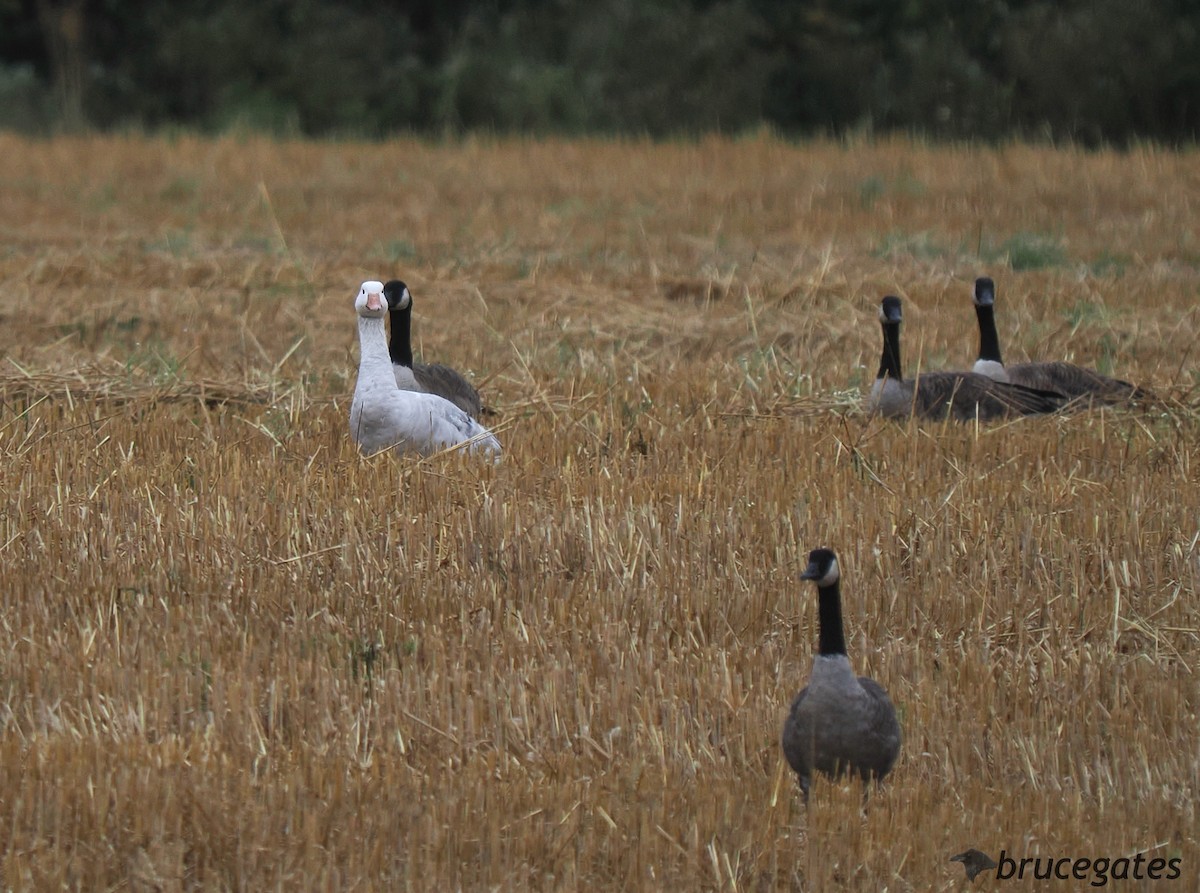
{"left": 350, "top": 281, "right": 501, "bottom": 459}
{"left": 383, "top": 280, "right": 485, "bottom": 419}
{"left": 782, "top": 548, "right": 901, "bottom": 803}
{"left": 972, "top": 277, "right": 1149, "bottom": 404}
{"left": 869, "top": 295, "right": 1066, "bottom": 421}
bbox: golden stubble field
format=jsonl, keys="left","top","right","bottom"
{"left": 0, "top": 132, "right": 1197, "bottom": 890}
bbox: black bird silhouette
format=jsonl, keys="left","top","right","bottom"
{"left": 950, "top": 849, "right": 997, "bottom": 882}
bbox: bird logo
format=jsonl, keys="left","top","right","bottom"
{"left": 950, "top": 849, "right": 998, "bottom": 882}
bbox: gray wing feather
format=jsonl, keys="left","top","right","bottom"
{"left": 414, "top": 362, "right": 484, "bottom": 419}
{"left": 913, "top": 371, "right": 1064, "bottom": 420}
{"left": 1007, "top": 361, "right": 1149, "bottom": 403}
{"left": 856, "top": 677, "right": 902, "bottom": 778}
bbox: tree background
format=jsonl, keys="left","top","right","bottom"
{"left": 1, "top": 0, "right": 1198, "bottom": 143}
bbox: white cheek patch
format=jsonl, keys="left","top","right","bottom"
{"left": 816, "top": 558, "right": 840, "bottom": 587}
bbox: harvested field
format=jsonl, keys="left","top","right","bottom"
{"left": 0, "top": 132, "right": 1197, "bottom": 890}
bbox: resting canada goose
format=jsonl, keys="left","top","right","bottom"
{"left": 350, "top": 281, "right": 500, "bottom": 459}
{"left": 869, "top": 295, "right": 1066, "bottom": 421}
{"left": 972, "top": 276, "right": 1149, "bottom": 404}
{"left": 781, "top": 548, "right": 901, "bottom": 803}
{"left": 383, "top": 279, "right": 485, "bottom": 419}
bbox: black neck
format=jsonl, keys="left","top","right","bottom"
{"left": 975, "top": 304, "right": 1004, "bottom": 364}
{"left": 877, "top": 322, "right": 903, "bottom": 382}
{"left": 388, "top": 305, "right": 414, "bottom": 368}
{"left": 817, "top": 579, "right": 848, "bottom": 656}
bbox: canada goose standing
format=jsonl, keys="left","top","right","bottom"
{"left": 869, "top": 295, "right": 1066, "bottom": 421}
{"left": 971, "top": 276, "right": 1149, "bottom": 404}
{"left": 383, "top": 279, "right": 485, "bottom": 419}
{"left": 782, "top": 548, "right": 901, "bottom": 803}
{"left": 350, "top": 281, "right": 500, "bottom": 459}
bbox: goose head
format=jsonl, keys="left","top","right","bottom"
{"left": 879, "top": 295, "right": 903, "bottom": 327}
{"left": 973, "top": 277, "right": 995, "bottom": 307}
{"left": 383, "top": 279, "right": 412, "bottom": 312}
{"left": 799, "top": 548, "right": 840, "bottom": 588}
{"left": 355, "top": 280, "right": 387, "bottom": 318}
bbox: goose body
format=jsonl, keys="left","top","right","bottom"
{"left": 868, "top": 295, "right": 1066, "bottom": 421}
{"left": 971, "top": 277, "right": 1148, "bottom": 404}
{"left": 351, "top": 281, "right": 500, "bottom": 459}
{"left": 384, "top": 280, "right": 485, "bottom": 419}
{"left": 782, "top": 548, "right": 901, "bottom": 802}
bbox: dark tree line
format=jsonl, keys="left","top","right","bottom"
{"left": 2, "top": 0, "right": 1198, "bottom": 143}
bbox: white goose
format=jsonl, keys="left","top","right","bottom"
{"left": 350, "top": 280, "right": 501, "bottom": 459}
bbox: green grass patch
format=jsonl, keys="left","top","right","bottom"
{"left": 988, "top": 231, "right": 1069, "bottom": 271}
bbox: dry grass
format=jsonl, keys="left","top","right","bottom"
{"left": 0, "top": 132, "right": 1197, "bottom": 890}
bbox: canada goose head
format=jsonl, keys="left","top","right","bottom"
{"left": 383, "top": 279, "right": 412, "bottom": 312}
{"left": 355, "top": 280, "right": 386, "bottom": 318}
{"left": 973, "top": 277, "right": 996, "bottom": 308}
{"left": 799, "top": 548, "right": 840, "bottom": 588}
{"left": 879, "top": 295, "right": 903, "bottom": 327}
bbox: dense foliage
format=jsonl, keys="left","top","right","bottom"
{"left": 2, "top": 0, "right": 1199, "bottom": 142}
